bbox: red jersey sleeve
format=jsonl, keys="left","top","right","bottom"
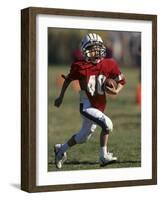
{"left": 67, "top": 62, "right": 80, "bottom": 81}
{"left": 110, "top": 59, "right": 126, "bottom": 85}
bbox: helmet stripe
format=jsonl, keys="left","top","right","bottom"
{"left": 88, "top": 33, "right": 92, "bottom": 41}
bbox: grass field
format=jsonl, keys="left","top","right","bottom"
{"left": 48, "top": 65, "right": 141, "bottom": 171}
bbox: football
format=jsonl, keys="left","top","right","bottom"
{"left": 104, "top": 78, "right": 117, "bottom": 93}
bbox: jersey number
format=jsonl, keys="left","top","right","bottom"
{"left": 87, "top": 75, "right": 106, "bottom": 96}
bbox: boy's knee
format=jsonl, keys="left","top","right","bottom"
{"left": 106, "top": 117, "right": 113, "bottom": 132}
{"left": 102, "top": 116, "right": 113, "bottom": 132}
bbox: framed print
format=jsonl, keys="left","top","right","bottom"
{"left": 21, "top": 7, "right": 157, "bottom": 192}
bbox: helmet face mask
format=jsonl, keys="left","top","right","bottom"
{"left": 81, "top": 33, "right": 106, "bottom": 64}
{"left": 84, "top": 44, "right": 106, "bottom": 63}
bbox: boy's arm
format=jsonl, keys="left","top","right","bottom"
{"left": 55, "top": 77, "right": 72, "bottom": 107}
{"left": 107, "top": 65, "right": 126, "bottom": 95}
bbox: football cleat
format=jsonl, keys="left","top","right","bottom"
{"left": 54, "top": 144, "right": 67, "bottom": 169}
{"left": 99, "top": 152, "right": 117, "bottom": 166}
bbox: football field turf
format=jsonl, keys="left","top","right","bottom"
{"left": 48, "top": 65, "right": 141, "bottom": 171}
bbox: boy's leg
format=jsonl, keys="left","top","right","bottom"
{"left": 100, "top": 130, "right": 109, "bottom": 147}
{"left": 55, "top": 104, "right": 116, "bottom": 168}
{"left": 100, "top": 131, "right": 109, "bottom": 157}
{"left": 99, "top": 130, "right": 117, "bottom": 166}
{"left": 100, "top": 130, "right": 109, "bottom": 156}
{"left": 80, "top": 106, "right": 117, "bottom": 165}
{"left": 80, "top": 106, "right": 113, "bottom": 154}
{"left": 57, "top": 117, "right": 96, "bottom": 153}
{"left": 55, "top": 117, "right": 96, "bottom": 168}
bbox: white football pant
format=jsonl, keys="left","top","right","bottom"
{"left": 74, "top": 91, "right": 113, "bottom": 144}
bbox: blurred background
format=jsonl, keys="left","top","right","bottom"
{"left": 48, "top": 28, "right": 141, "bottom": 68}
{"left": 48, "top": 28, "right": 141, "bottom": 171}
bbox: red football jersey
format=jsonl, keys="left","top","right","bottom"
{"left": 67, "top": 58, "right": 126, "bottom": 112}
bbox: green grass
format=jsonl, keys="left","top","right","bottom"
{"left": 48, "top": 65, "right": 141, "bottom": 171}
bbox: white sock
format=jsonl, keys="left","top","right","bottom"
{"left": 61, "top": 143, "right": 69, "bottom": 153}
{"left": 100, "top": 146, "right": 107, "bottom": 157}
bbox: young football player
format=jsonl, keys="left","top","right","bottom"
{"left": 54, "top": 33, "right": 126, "bottom": 169}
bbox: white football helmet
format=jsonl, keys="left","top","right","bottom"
{"left": 80, "top": 33, "right": 106, "bottom": 64}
